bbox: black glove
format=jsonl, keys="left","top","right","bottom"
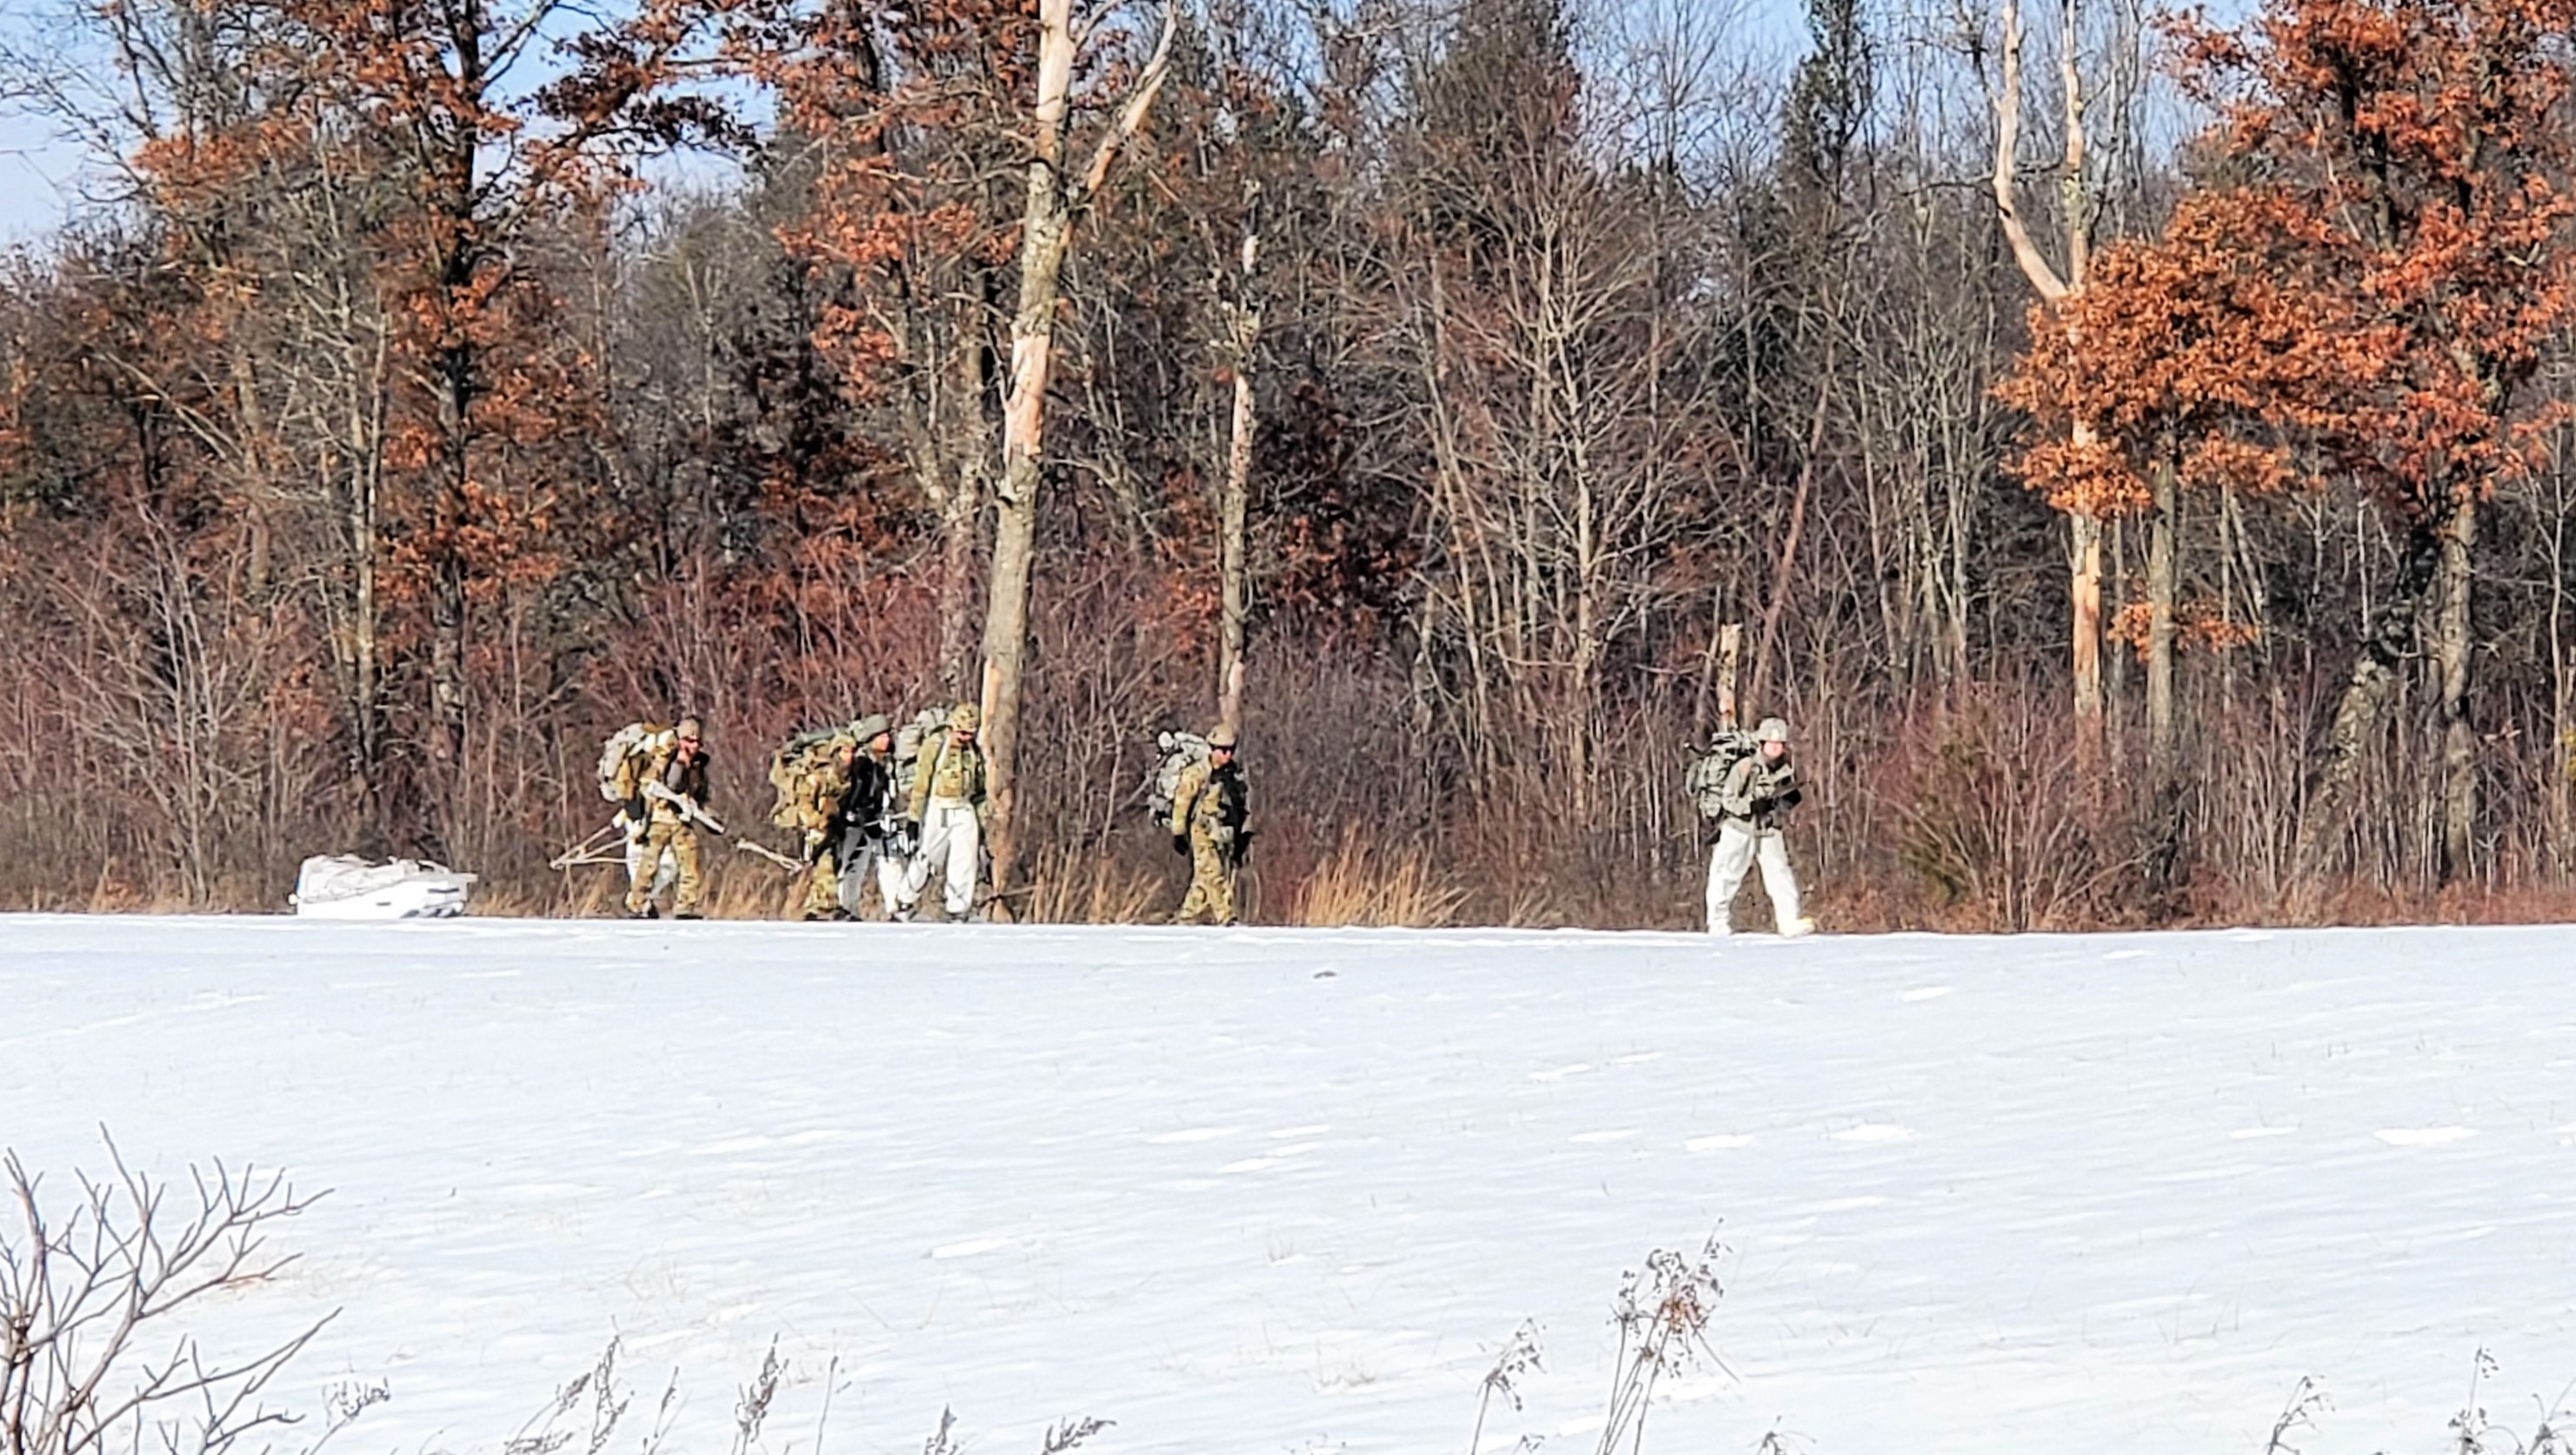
{"left": 1780, "top": 786, "right": 1804, "bottom": 810}
{"left": 1172, "top": 833, "right": 1191, "bottom": 858}
{"left": 1750, "top": 796, "right": 1777, "bottom": 816}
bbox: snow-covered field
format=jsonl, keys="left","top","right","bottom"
{"left": 7, "top": 916, "right": 2576, "bottom": 1455}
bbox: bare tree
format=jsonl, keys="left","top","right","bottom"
{"left": 1, "top": 1139, "right": 332, "bottom": 1455}
{"left": 1984, "top": 0, "right": 2144, "bottom": 775}
{"left": 978, "top": 0, "right": 1179, "bottom": 910}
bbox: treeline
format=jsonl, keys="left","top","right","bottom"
{"left": 1, "top": 0, "right": 2572, "bottom": 927}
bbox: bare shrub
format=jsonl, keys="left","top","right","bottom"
{"left": 1878, "top": 688, "right": 2140, "bottom": 931}
{"left": 0, "top": 1138, "right": 331, "bottom": 1455}
{"left": 1468, "top": 1321, "right": 1541, "bottom": 1455}
{"left": 1594, "top": 1241, "right": 1727, "bottom": 1455}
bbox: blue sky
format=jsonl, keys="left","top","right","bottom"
{"left": 0, "top": 108, "right": 91, "bottom": 242}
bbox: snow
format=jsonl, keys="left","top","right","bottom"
{"left": 7, "top": 915, "right": 2576, "bottom": 1455}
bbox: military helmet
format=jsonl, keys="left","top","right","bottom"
{"left": 949, "top": 701, "right": 982, "bottom": 732}
{"left": 1207, "top": 724, "right": 1239, "bottom": 749}
{"left": 1755, "top": 716, "right": 1789, "bottom": 744}
{"left": 676, "top": 715, "right": 704, "bottom": 741}
{"left": 851, "top": 713, "right": 892, "bottom": 743}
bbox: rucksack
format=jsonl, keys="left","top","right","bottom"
{"left": 598, "top": 722, "right": 675, "bottom": 809}
{"left": 1146, "top": 730, "right": 1212, "bottom": 826}
{"left": 891, "top": 708, "right": 947, "bottom": 775}
{"left": 1684, "top": 729, "right": 1758, "bottom": 820}
{"left": 768, "top": 723, "right": 859, "bottom": 830}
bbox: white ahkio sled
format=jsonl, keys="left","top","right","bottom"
{"left": 290, "top": 855, "right": 476, "bottom": 920}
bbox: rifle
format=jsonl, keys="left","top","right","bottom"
{"left": 643, "top": 780, "right": 729, "bottom": 836}
{"left": 637, "top": 780, "right": 808, "bottom": 873}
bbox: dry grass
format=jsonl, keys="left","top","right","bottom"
{"left": 1024, "top": 842, "right": 1164, "bottom": 924}
{"left": 1284, "top": 827, "right": 1469, "bottom": 927}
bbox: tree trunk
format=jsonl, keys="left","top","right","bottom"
{"left": 2072, "top": 510, "right": 2104, "bottom": 774}
{"left": 1216, "top": 206, "right": 1259, "bottom": 726}
{"left": 978, "top": 0, "right": 1081, "bottom": 914}
{"left": 1219, "top": 358, "right": 1252, "bottom": 723}
{"left": 2291, "top": 514, "right": 2446, "bottom": 894}
{"left": 2547, "top": 473, "right": 2572, "bottom": 877}
{"left": 2436, "top": 492, "right": 2478, "bottom": 885}
{"left": 1752, "top": 358, "right": 1833, "bottom": 709}
{"left": 980, "top": 202, "right": 1071, "bottom": 916}
{"left": 2145, "top": 452, "right": 2180, "bottom": 898}
{"left": 974, "top": 0, "right": 1171, "bottom": 914}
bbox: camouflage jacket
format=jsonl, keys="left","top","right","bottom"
{"left": 1171, "top": 760, "right": 1248, "bottom": 845}
{"left": 789, "top": 757, "right": 850, "bottom": 837}
{"left": 644, "top": 741, "right": 713, "bottom": 823}
{"left": 1718, "top": 751, "right": 1799, "bottom": 831}
{"left": 909, "top": 734, "right": 988, "bottom": 817}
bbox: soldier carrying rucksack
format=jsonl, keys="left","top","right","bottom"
{"left": 628, "top": 716, "right": 715, "bottom": 920}
{"left": 1688, "top": 716, "right": 1813, "bottom": 938}
{"left": 770, "top": 723, "right": 859, "bottom": 920}
{"left": 834, "top": 714, "right": 914, "bottom": 920}
{"left": 1167, "top": 725, "right": 1249, "bottom": 925}
{"left": 904, "top": 702, "right": 988, "bottom": 920}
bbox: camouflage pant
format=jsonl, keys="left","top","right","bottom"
{"left": 627, "top": 818, "right": 703, "bottom": 916}
{"left": 800, "top": 843, "right": 843, "bottom": 920}
{"left": 1172, "top": 829, "right": 1236, "bottom": 925}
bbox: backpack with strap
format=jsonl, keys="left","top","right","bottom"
{"left": 598, "top": 723, "right": 675, "bottom": 810}
{"left": 896, "top": 705, "right": 958, "bottom": 793}
{"left": 1146, "top": 729, "right": 1212, "bottom": 827}
{"left": 891, "top": 708, "right": 947, "bottom": 786}
{"left": 1684, "top": 728, "right": 1758, "bottom": 821}
{"left": 768, "top": 723, "right": 859, "bottom": 831}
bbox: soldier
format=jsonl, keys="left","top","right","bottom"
{"left": 834, "top": 714, "right": 914, "bottom": 920}
{"left": 791, "top": 731, "right": 859, "bottom": 921}
{"left": 1705, "top": 716, "right": 1813, "bottom": 938}
{"left": 1169, "top": 725, "right": 1249, "bottom": 926}
{"left": 905, "top": 702, "right": 988, "bottom": 920}
{"left": 628, "top": 716, "right": 713, "bottom": 920}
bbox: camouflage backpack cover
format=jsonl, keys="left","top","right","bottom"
{"left": 768, "top": 721, "right": 862, "bottom": 830}
{"left": 1146, "top": 729, "right": 1213, "bottom": 826}
{"left": 891, "top": 708, "right": 949, "bottom": 780}
{"left": 1684, "top": 728, "right": 1758, "bottom": 821}
{"left": 598, "top": 722, "right": 676, "bottom": 811}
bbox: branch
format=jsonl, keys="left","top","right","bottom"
{"left": 1992, "top": 0, "right": 2069, "bottom": 302}
{"left": 1077, "top": 0, "right": 1180, "bottom": 202}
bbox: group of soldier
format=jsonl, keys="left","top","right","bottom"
{"left": 616, "top": 701, "right": 1813, "bottom": 935}
{"left": 617, "top": 706, "right": 1253, "bottom": 927}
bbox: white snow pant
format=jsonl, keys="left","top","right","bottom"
{"left": 1706, "top": 823, "right": 1801, "bottom": 934}
{"left": 906, "top": 799, "right": 981, "bottom": 918}
{"left": 836, "top": 841, "right": 915, "bottom": 920}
